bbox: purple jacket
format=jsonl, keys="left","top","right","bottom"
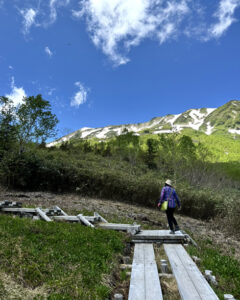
{"left": 159, "top": 186, "right": 180, "bottom": 209}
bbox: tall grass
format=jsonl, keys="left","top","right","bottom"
{"left": 0, "top": 215, "right": 125, "bottom": 299}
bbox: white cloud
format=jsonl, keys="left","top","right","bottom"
{"left": 209, "top": 0, "right": 240, "bottom": 38}
{"left": 73, "top": 0, "right": 190, "bottom": 65}
{"left": 19, "top": 1, "right": 70, "bottom": 34}
{"left": 20, "top": 8, "right": 37, "bottom": 34}
{"left": 49, "top": 0, "right": 70, "bottom": 24}
{"left": 5, "top": 77, "right": 27, "bottom": 106}
{"left": 71, "top": 82, "right": 88, "bottom": 108}
{"left": 45, "top": 46, "right": 53, "bottom": 57}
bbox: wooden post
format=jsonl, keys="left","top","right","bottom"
{"left": 160, "top": 259, "right": 169, "bottom": 273}
{"left": 114, "top": 294, "right": 123, "bottom": 300}
{"left": 224, "top": 295, "right": 235, "bottom": 300}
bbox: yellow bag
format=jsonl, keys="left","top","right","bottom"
{"left": 161, "top": 201, "right": 168, "bottom": 211}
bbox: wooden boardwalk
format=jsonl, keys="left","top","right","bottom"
{"left": 132, "top": 230, "right": 186, "bottom": 243}
{"left": 128, "top": 243, "right": 163, "bottom": 300}
{"left": 164, "top": 244, "right": 219, "bottom": 300}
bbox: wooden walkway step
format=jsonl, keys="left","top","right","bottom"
{"left": 128, "top": 243, "right": 163, "bottom": 300}
{"left": 99, "top": 223, "right": 141, "bottom": 235}
{"left": 164, "top": 244, "right": 219, "bottom": 300}
{"left": 132, "top": 230, "right": 186, "bottom": 243}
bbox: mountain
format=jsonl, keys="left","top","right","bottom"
{"left": 48, "top": 100, "right": 240, "bottom": 147}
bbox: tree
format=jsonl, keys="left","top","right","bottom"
{"left": 17, "top": 95, "right": 58, "bottom": 147}
{"left": 146, "top": 138, "right": 159, "bottom": 168}
{"left": 0, "top": 95, "right": 58, "bottom": 152}
{"left": 0, "top": 97, "right": 17, "bottom": 155}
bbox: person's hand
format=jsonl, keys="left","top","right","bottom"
{"left": 157, "top": 203, "right": 161, "bottom": 208}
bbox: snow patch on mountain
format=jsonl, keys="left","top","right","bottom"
{"left": 228, "top": 129, "right": 240, "bottom": 135}
{"left": 46, "top": 106, "right": 221, "bottom": 146}
{"left": 205, "top": 122, "right": 214, "bottom": 135}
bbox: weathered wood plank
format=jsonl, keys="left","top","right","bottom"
{"left": 54, "top": 206, "right": 68, "bottom": 216}
{"left": 1, "top": 208, "right": 36, "bottom": 213}
{"left": 128, "top": 244, "right": 163, "bottom": 300}
{"left": 98, "top": 223, "right": 140, "bottom": 233}
{"left": 164, "top": 244, "right": 219, "bottom": 300}
{"left": 134, "top": 230, "right": 185, "bottom": 240}
{"left": 35, "top": 208, "right": 53, "bottom": 222}
{"left": 94, "top": 212, "right": 108, "bottom": 223}
{"left": 53, "top": 215, "right": 98, "bottom": 223}
{"left": 77, "top": 214, "right": 95, "bottom": 228}
{"left": 53, "top": 216, "right": 79, "bottom": 222}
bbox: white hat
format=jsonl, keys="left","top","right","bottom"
{"left": 165, "top": 179, "right": 172, "bottom": 186}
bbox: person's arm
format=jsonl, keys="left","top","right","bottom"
{"left": 157, "top": 187, "right": 165, "bottom": 207}
{"left": 174, "top": 190, "right": 181, "bottom": 208}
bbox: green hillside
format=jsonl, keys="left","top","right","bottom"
{"left": 0, "top": 215, "right": 125, "bottom": 299}
{"left": 203, "top": 100, "right": 240, "bottom": 131}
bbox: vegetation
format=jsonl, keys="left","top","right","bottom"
{"left": 1, "top": 95, "right": 240, "bottom": 298}
{"left": 187, "top": 235, "right": 240, "bottom": 300}
{"left": 0, "top": 96, "right": 240, "bottom": 226}
{"left": 0, "top": 215, "right": 125, "bottom": 299}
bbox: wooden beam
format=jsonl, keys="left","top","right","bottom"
{"left": 54, "top": 206, "right": 68, "bottom": 216}
{"left": 1, "top": 208, "right": 36, "bottom": 213}
{"left": 77, "top": 214, "right": 95, "bottom": 228}
{"left": 128, "top": 243, "right": 163, "bottom": 300}
{"left": 98, "top": 223, "right": 140, "bottom": 234}
{"left": 35, "top": 208, "right": 53, "bottom": 222}
{"left": 164, "top": 244, "right": 219, "bottom": 300}
{"left": 94, "top": 212, "right": 108, "bottom": 223}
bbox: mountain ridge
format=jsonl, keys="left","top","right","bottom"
{"left": 48, "top": 100, "right": 240, "bottom": 147}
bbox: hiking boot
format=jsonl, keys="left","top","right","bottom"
{"left": 170, "top": 230, "right": 175, "bottom": 234}
{"left": 175, "top": 225, "right": 180, "bottom": 231}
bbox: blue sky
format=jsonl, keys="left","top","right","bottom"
{"left": 0, "top": 0, "right": 240, "bottom": 140}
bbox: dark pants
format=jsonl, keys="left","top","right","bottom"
{"left": 166, "top": 207, "right": 178, "bottom": 231}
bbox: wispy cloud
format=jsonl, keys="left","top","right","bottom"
{"left": 209, "top": 0, "right": 240, "bottom": 38}
{"left": 49, "top": 0, "right": 70, "bottom": 24}
{"left": 19, "top": 0, "right": 70, "bottom": 34}
{"left": 20, "top": 8, "right": 37, "bottom": 35}
{"left": 6, "top": 77, "right": 27, "bottom": 106}
{"left": 45, "top": 46, "right": 53, "bottom": 57}
{"left": 71, "top": 82, "right": 88, "bottom": 108}
{"left": 73, "top": 0, "right": 190, "bottom": 65}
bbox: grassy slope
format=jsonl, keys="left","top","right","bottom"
{"left": 187, "top": 234, "right": 240, "bottom": 300}
{"left": 0, "top": 215, "right": 126, "bottom": 300}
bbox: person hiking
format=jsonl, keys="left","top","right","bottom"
{"left": 157, "top": 179, "right": 181, "bottom": 234}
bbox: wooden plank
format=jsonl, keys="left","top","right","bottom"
{"left": 35, "top": 208, "right": 53, "bottom": 222}
{"left": 53, "top": 215, "right": 98, "bottom": 223}
{"left": 128, "top": 261, "right": 145, "bottom": 300}
{"left": 176, "top": 245, "right": 219, "bottom": 299}
{"left": 164, "top": 244, "right": 219, "bottom": 300}
{"left": 94, "top": 212, "right": 108, "bottom": 223}
{"left": 134, "top": 230, "right": 185, "bottom": 240}
{"left": 98, "top": 223, "right": 140, "bottom": 233}
{"left": 1, "top": 208, "right": 36, "bottom": 213}
{"left": 128, "top": 244, "right": 163, "bottom": 300}
{"left": 54, "top": 206, "right": 68, "bottom": 216}
{"left": 53, "top": 216, "right": 79, "bottom": 222}
{"left": 77, "top": 214, "right": 95, "bottom": 228}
